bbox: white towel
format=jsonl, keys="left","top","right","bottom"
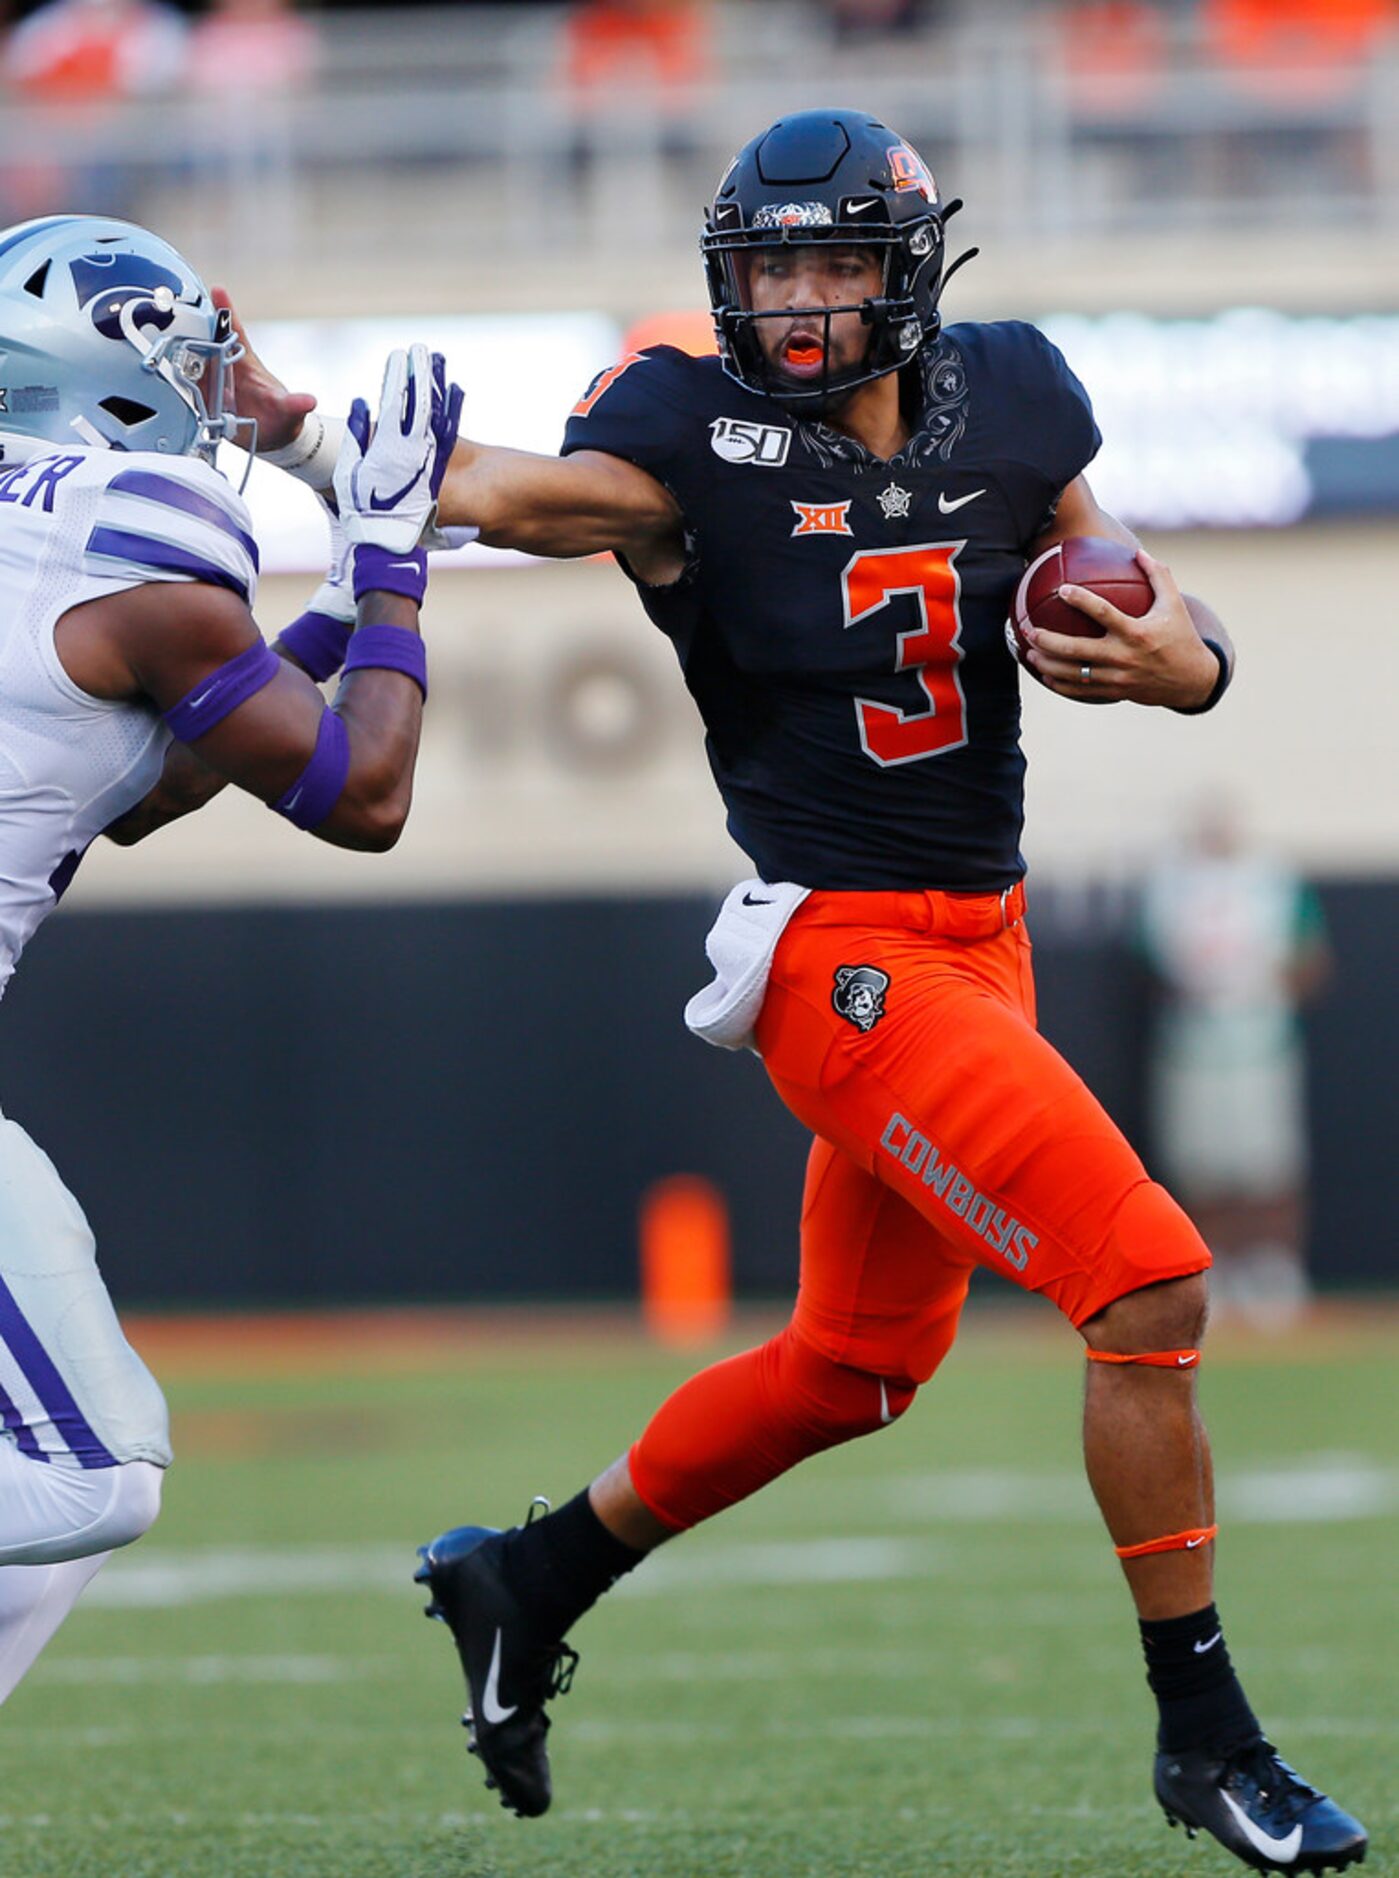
{"left": 683, "top": 878, "right": 810, "bottom": 1054}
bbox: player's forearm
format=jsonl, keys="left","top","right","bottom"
{"left": 436, "top": 441, "right": 590, "bottom": 556}
{"left": 311, "top": 593, "right": 424, "bottom": 852}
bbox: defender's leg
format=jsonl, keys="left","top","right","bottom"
{"left": 0, "top": 1115, "right": 171, "bottom": 1703}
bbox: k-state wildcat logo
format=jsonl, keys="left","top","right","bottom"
{"left": 710, "top": 416, "right": 792, "bottom": 467}
{"left": 833, "top": 964, "right": 890, "bottom": 1032}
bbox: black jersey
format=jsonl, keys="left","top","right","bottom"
{"left": 560, "top": 322, "right": 1099, "bottom": 891}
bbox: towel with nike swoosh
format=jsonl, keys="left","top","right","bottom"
{"left": 684, "top": 878, "right": 810, "bottom": 1052}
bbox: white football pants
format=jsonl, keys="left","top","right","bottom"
{"left": 0, "top": 1109, "right": 171, "bottom": 1700}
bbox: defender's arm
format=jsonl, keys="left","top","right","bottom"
{"left": 63, "top": 581, "right": 424, "bottom": 852}
{"left": 1024, "top": 475, "right": 1232, "bottom": 711}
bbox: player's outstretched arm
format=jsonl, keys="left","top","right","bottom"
{"left": 1024, "top": 476, "right": 1233, "bottom": 711}
{"left": 436, "top": 440, "right": 683, "bottom": 570}
{"left": 215, "top": 288, "right": 684, "bottom": 574}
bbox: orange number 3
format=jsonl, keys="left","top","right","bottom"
{"left": 843, "top": 543, "right": 968, "bottom": 766}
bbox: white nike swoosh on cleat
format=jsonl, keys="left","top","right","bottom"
{"left": 481, "top": 1627, "right": 518, "bottom": 1724}
{"left": 1219, "top": 1791, "right": 1303, "bottom": 1864}
{"left": 1193, "top": 1631, "right": 1223, "bottom": 1654}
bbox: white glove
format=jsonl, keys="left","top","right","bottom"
{"left": 305, "top": 492, "right": 355, "bottom": 624}
{"left": 334, "top": 345, "right": 438, "bottom": 555}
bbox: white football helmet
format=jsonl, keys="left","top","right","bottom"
{"left": 0, "top": 214, "right": 251, "bottom": 464}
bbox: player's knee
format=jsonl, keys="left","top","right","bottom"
{"left": 1082, "top": 1180, "right": 1211, "bottom": 1346}
{"left": 1087, "top": 1271, "right": 1209, "bottom": 1355}
{"left": 771, "top": 1325, "right": 917, "bottom": 1441}
{"left": 97, "top": 1460, "right": 165, "bottom": 1552}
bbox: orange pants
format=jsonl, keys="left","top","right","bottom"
{"left": 629, "top": 887, "right": 1210, "bottom": 1531}
{"left": 760, "top": 887, "right": 1211, "bottom": 1379}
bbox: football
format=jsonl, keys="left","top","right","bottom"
{"left": 1007, "top": 535, "right": 1154, "bottom": 666}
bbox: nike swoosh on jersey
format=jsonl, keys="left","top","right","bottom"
{"left": 481, "top": 1627, "right": 518, "bottom": 1724}
{"left": 937, "top": 488, "right": 986, "bottom": 515}
{"left": 367, "top": 462, "right": 428, "bottom": 512}
{"left": 878, "top": 1380, "right": 892, "bottom": 1425}
{"left": 742, "top": 892, "right": 772, "bottom": 906}
{"left": 1219, "top": 1791, "right": 1303, "bottom": 1864}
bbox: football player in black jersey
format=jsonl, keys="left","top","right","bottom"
{"left": 235, "top": 107, "right": 1364, "bottom": 1874}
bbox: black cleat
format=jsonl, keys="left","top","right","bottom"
{"left": 415, "top": 1510, "right": 579, "bottom": 1820}
{"left": 1155, "top": 1737, "right": 1367, "bottom": 1873}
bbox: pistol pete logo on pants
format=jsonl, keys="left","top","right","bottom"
{"left": 832, "top": 964, "right": 890, "bottom": 1033}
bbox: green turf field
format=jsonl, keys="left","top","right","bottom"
{"left": 7, "top": 1309, "right": 1395, "bottom": 1878}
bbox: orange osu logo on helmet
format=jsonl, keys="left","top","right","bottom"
{"left": 887, "top": 144, "right": 937, "bottom": 203}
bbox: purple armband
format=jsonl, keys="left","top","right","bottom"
{"left": 277, "top": 610, "right": 353, "bottom": 684}
{"left": 163, "top": 640, "right": 280, "bottom": 742}
{"left": 352, "top": 543, "right": 427, "bottom": 606}
{"left": 343, "top": 624, "right": 428, "bottom": 701}
{"left": 270, "top": 706, "right": 350, "bottom": 830}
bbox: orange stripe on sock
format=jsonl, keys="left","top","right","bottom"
{"left": 1115, "top": 1523, "right": 1218, "bottom": 1560}
{"left": 1086, "top": 1347, "right": 1200, "bottom": 1369}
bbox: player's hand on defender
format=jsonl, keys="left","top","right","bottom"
{"left": 212, "top": 286, "right": 316, "bottom": 455}
{"left": 335, "top": 347, "right": 462, "bottom": 562}
{"left": 1025, "top": 552, "right": 1222, "bottom": 710}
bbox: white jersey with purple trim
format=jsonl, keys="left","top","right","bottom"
{"left": 0, "top": 438, "right": 259, "bottom": 1000}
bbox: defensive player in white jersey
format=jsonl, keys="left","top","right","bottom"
{"left": 0, "top": 214, "right": 461, "bottom": 1703}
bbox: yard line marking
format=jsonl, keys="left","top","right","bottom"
{"left": 81, "top": 1451, "right": 1397, "bottom": 1616}
{"left": 85, "top": 1537, "right": 939, "bottom": 1608}
{"left": 85, "top": 1546, "right": 410, "bottom": 1607}
{"left": 876, "top": 1455, "right": 1399, "bottom": 1524}
{"left": 37, "top": 1654, "right": 398, "bottom": 1685}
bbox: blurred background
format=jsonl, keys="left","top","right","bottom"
{"left": 1, "top": 0, "right": 1396, "bottom": 1319}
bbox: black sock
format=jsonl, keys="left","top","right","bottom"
{"left": 1140, "top": 1603, "right": 1261, "bottom": 1757}
{"left": 498, "top": 1490, "right": 646, "bottom": 1639}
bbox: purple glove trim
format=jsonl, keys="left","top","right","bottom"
{"left": 277, "top": 610, "right": 353, "bottom": 684}
{"left": 270, "top": 706, "right": 350, "bottom": 830}
{"left": 343, "top": 624, "right": 428, "bottom": 701}
{"left": 163, "top": 640, "right": 280, "bottom": 743}
{"left": 352, "top": 542, "right": 427, "bottom": 605}
{"left": 429, "top": 351, "right": 465, "bottom": 499}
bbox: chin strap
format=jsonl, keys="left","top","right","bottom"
{"left": 1086, "top": 1348, "right": 1200, "bottom": 1370}
{"left": 1115, "top": 1524, "right": 1218, "bottom": 1560}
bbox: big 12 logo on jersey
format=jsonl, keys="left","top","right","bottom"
{"left": 709, "top": 416, "right": 792, "bottom": 467}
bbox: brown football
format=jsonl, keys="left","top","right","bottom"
{"left": 1007, "top": 536, "right": 1153, "bottom": 666}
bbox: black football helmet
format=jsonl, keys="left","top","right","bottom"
{"left": 701, "top": 108, "right": 975, "bottom": 410}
